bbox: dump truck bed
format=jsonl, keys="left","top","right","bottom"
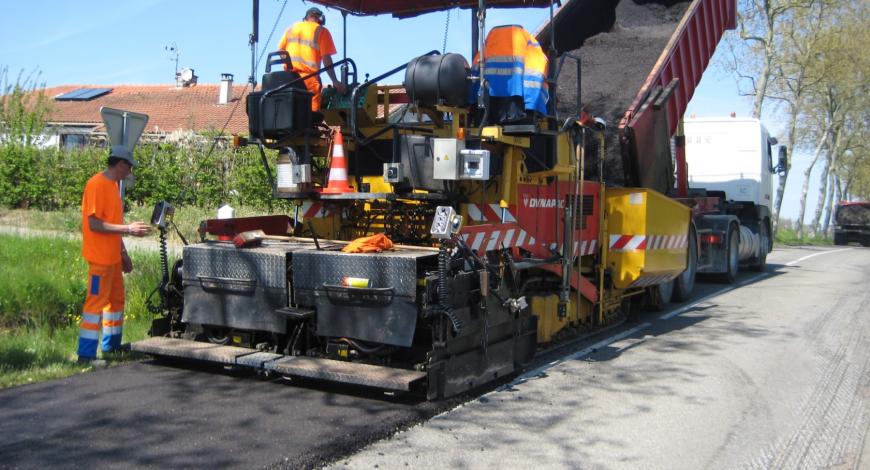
{"left": 540, "top": 0, "right": 735, "bottom": 190}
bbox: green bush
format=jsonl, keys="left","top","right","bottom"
{"left": 0, "top": 141, "right": 293, "bottom": 212}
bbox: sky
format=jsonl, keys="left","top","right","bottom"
{"left": 0, "top": 0, "right": 821, "bottom": 223}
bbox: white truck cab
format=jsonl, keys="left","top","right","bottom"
{"left": 684, "top": 117, "right": 780, "bottom": 205}
{"left": 680, "top": 117, "right": 786, "bottom": 281}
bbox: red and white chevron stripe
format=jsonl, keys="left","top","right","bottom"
{"left": 547, "top": 239, "right": 599, "bottom": 257}
{"left": 646, "top": 234, "right": 688, "bottom": 250}
{"left": 609, "top": 234, "right": 647, "bottom": 252}
{"left": 609, "top": 234, "right": 688, "bottom": 252}
{"left": 460, "top": 224, "right": 535, "bottom": 253}
{"left": 465, "top": 203, "right": 516, "bottom": 223}
{"left": 298, "top": 201, "right": 333, "bottom": 219}
{"left": 628, "top": 273, "right": 679, "bottom": 288}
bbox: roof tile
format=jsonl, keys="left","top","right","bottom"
{"left": 40, "top": 84, "right": 252, "bottom": 135}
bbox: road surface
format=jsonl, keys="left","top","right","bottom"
{"left": 329, "top": 246, "right": 870, "bottom": 469}
{"left": 1, "top": 245, "right": 867, "bottom": 469}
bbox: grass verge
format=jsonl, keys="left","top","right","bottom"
{"left": 0, "top": 233, "right": 170, "bottom": 388}
{"left": 774, "top": 227, "right": 832, "bottom": 246}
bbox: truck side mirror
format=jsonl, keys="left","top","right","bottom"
{"left": 775, "top": 146, "right": 788, "bottom": 175}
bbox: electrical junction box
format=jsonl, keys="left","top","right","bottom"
{"left": 290, "top": 164, "right": 311, "bottom": 184}
{"left": 459, "top": 149, "right": 490, "bottom": 180}
{"left": 433, "top": 138, "right": 464, "bottom": 180}
{"left": 384, "top": 162, "right": 404, "bottom": 183}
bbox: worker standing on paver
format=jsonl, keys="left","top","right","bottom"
{"left": 277, "top": 6, "right": 347, "bottom": 111}
{"left": 77, "top": 146, "right": 150, "bottom": 367}
{"left": 472, "top": 24, "right": 549, "bottom": 122}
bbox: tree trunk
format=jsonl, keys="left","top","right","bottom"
{"left": 821, "top": 175, "right": 836, "bottom": 236}
{"left": 773, "top": 98, "right": 801, "bottom": 234}
{"left": 811, "top": 156, "right": 831, "bottom": 236}
{"left": 822, "top": 175, "right": 840, "bottom": 235}
{"left": 812, "top": 125, "right": 842, "bottom": 235}
{"left": 796, "top": 132, "right": 827, "bottom": 239}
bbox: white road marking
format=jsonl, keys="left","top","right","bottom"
{"left": 509, "top": 247, "right": 850, "bottom": 389}
{"left": 785, "top": 247, "right": 852, "bottom": 266}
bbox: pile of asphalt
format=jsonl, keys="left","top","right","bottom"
{"left": 836, "top": 204, "right": 870, "bottom": 225}
{"left": 546, "top": 0, "right": 691, "bottom": 184}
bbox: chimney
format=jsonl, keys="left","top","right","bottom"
{"left": 219, "top": 73, "right": 233, "bottom": 104}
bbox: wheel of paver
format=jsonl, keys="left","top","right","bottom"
{"left": 645, "top": 279, "right": 674, "bottom": 312}
{"left": 673, "top": 225, "right": 697, "bottom": 301}
{"left": 719, "top": 225, "right": 740, "bottom": 284}
{"left": 749, "top": 222, "right": 768, "bottom": 272}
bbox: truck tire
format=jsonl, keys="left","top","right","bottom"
{"left": 718, "top": 225, "right": 739, "bottom": 284}
{"left": 748, "top": 222, "right": 768, "bottom": 272}
{"left": 833, "top": 233, "right": 846, "bottom": 246}
{"left": 645, "top": 280, "right": 674, "bottom": 312}
{"left": 673, "top": 225, "right": 697, "bottom": 302}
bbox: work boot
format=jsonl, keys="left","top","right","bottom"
{"left": 101, "top": 343, "right": 131, "bottom": 354}
{"left": 77, "top": 357, "right": 108, "bottom": 368}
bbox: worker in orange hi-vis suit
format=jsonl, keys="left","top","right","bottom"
{"left": 77, "top": 146, "right": 151, "bottom": 367}
{"left": 277, "top": 7, "right": 347, "bottom": 111}
{"left": 471, "top": 25, "right": 550, "bottom": 118}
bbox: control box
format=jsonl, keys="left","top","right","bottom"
{"left": 459, "top": 149, "right": 490, "bottom": 180}
{"left": 433, "top": 138, "right": 465, "bottom": 180}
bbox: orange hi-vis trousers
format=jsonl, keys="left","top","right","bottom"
{"left": 77, "top": 262, "right": 125, "bottom": 358}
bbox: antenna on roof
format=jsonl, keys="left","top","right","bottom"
{"left": 165, "top": 42, "right": 180, "bottom": 82}
{"left": 250, "top": 0, "right": 259, "bottom": 87}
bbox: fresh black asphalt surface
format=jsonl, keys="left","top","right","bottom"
{"left": 0, "top": 269, "right": 763, "bottom": 470}
{"left": 0, "top": 360, "right": 452, "bottom": 469}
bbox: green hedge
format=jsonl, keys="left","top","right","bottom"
{"left": 0, "top": 141, "right": 291, "bottom": 212}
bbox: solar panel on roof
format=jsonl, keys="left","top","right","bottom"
{"left": 55, "top": 88, "right": 112, "bottom": 101}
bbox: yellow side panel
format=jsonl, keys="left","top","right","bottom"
{"left": 362, "top": 176, "right": 392, "bottom": 193}
{"left": 530, "top": 293, "right": 594, "bottom": 344}
{"left": 605, "top": 188, "right": 690, "bottom": 289}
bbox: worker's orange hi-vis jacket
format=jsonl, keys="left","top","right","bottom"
{"left": 278, "top": 20, "right": 336, "bottom": 76}
{"left": 277, "top": 20, "right": 337, "bottom": 111}
{"left": 80, "top": 172, "right": 123, "bottom": 265}
{"left": 472, "top": 25, "right": 549, "bottom": 114}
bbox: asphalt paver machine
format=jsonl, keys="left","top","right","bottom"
{"left": 135, "top": 0, "right": 737, "bottom": 399}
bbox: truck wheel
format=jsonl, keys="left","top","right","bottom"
{"left": 749, "top": 223, "right": 768, "bottom": 272}
{"left": 645, "top": 280, "right": 674, "bottom": 312}
{"left": 833, "top": 233, "right": 846, "bottom": 246}
{"left": 673, "top": 226, "right": 697, "bottom": 301}
{"left": 718, "top": 225, "right": 739, "bottom": 284}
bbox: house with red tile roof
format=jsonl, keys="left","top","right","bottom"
{"left": 39, "top": 75, "right": 251, "bottom": 149}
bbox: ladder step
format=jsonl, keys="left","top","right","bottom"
{"left": 267, "top": 356, "right": 426, "bottom": 392}
{"left": 132, "top": 337, "right": 259, "bottom": 365}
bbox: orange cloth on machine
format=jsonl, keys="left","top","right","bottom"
{"left": 341, "top": 233, "right": 394, "bottom": 253}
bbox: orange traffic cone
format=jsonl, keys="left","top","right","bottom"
{"left": 321, "top": 129, "right": 354, "bottom": 194}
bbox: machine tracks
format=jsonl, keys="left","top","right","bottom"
{"left": 746, "top": 290, "right": 870, "bottom": 469}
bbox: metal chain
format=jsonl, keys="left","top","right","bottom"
{"left": 442, "top": 9, "right": 451, "bottom": 53}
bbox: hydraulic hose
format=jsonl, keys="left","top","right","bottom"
{"left": 146, "top": 227, "right": 170, "bottom": 314}
{"left": 438, "top": 240, "right": 462, "bottom": 334}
